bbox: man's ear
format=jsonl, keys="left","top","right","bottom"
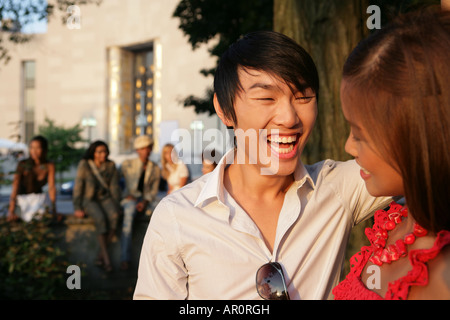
{"left": 213, "top": 93, "right": 234, "bottom": 127}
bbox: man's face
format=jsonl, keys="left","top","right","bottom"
{"left": 136, "top": 146, "right": 152, "bottom": 162}
{"left": 217, "top": 67, "right": 317, "bottom": 176}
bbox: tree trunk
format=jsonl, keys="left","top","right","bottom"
{"left": 274, "top": 0, "right": 369, "bottom": 164}
{"left": 274, "top": 0, "right": 373, "bottom": 282}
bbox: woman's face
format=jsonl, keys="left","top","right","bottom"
{"left": 93, "top": 145, "right": 108, "bottom": 164}
{"left": 29, "top": 140, "right": 43, "bottom": 161}
{"left": 163, "top": 147, "right": 174, "bottom": 164}
{"left": 340, "top": 80, "right": 404, "bottom": 197}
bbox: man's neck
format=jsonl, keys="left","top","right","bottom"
{"left": 140, "top": 157, "right": 149, "bottom": 166}
{"left": 224, "top": 162, "right": 294, "bottom": 201}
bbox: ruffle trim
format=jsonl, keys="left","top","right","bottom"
{"left": 333, "top": 202, "right": 450, "bottom": 300}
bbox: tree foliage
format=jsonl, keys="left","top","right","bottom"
{"left": 173, "top": 0, "right": 274, "bottom": 115}
{"left": 0, "top": 213, "right": 68, "bottom": 299}
{"left": 38, "top": 117, "right": 85, "bottom": 174}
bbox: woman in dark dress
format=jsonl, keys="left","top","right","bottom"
{"left": 7, "top": 135, "right": 56, "bottom": 222}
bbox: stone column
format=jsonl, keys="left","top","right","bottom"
{"left": 107, "top": 46, "right": 134, "bottom": 156}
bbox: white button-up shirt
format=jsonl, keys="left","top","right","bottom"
{"left": 134, "top": 150, "right": 392, "bottom": 300}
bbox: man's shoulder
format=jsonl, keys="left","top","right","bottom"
{"left": 120, "top": 157, "right": 141, "bottom": 171}
{"left": 149, "top": 160, "right": 160, "bottom": 170}
{"left": 305, "top": 158, "right": 358, "bottom": 182}
{"left": 121, "top": 157, "right": 138, "bottom": 166}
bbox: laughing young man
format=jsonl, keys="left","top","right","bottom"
{"left": 134, "top": 31, "right": 392, "bottom": 300}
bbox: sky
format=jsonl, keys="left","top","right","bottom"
{"left": 1, "top": 0, "right": 48, "bottom": 34}
{"left": 21, "top": 18, "right": 47, "bottom": 34}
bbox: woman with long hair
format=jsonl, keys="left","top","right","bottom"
{"left": 161, "top": 143, "right": 189, "bottom": 194}
{"left": 7, "top": 135, "right": 57, "bottom": 222}
{"left": 333, "top": 7, "right": 450, "bottom": 299}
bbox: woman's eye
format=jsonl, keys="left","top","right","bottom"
{"left": 351, "top": 132, "right": 361, "bottom": 141}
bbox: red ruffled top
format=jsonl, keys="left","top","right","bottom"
{"left": 333, "top": 202, "right": 450, "bottom": 300}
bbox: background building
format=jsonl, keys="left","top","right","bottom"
{"left": 0, "top": 0, "right": 224, "bottom": 176}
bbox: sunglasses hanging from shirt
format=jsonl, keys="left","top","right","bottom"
{"left": 256, "top": 262, "right": 290, "bottom": 300}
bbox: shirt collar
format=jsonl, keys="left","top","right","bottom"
{"left": 194, "top": 148, "right": 234, "bottom": 208}
{"left": 194, "top": 148, "right": 315, "bottom": 208}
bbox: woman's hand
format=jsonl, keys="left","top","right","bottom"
{"left": 7, "top": 211, "right": 19, "bottom": 222}
{"left": 74, "top": 210, "right": 85, "bottom": 218}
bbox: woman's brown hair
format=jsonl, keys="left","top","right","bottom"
{"left": 342, "top": 7, "right": 450, "bottom": 232}
{"left": 161, "top": 143, "right": 175, "bottom": 180}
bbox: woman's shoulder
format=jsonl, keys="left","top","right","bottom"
{"left": 45, "top": 161, "right": 55, "bottom": 169}
{"left": 18, "top": 158, "right": 30, "bottom": 165}
{"left": 105, "top": 159, "right": 118, "bottom": 168}
{"left": 76, "top": 159, "right": 91, "bottom": 171}
{"left": 42, "top": 162, "right": 55, "bottom": 175}
{"left": 77, "top": 158, "right": 88, "bottom": 165}
{"left": 175, "top": 160, "right": 189, "bottom": 174}
{"left": 17, "top": 157, "right": 32, "bottom": 167}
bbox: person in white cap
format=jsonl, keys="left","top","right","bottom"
{"left": 119, "top": 135, "right": 160, "bottom": 271}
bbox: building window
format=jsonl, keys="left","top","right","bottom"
{"left": 23, "top": 61, "right": 36, "bottom": 143}
{"left": 133, "top": 49, "right": 154, "bottom": 139}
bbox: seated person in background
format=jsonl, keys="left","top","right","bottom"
{"left": 161, "top": 143, "right": 189, "bottom": 194}
{"left": 73, "top": 140, "right": 122, "bottom": 273}
{"left": 7, "top": 135, "right": 57, "bottom": 222}
{"left": 119, "top": 135, "right": 160, "bottom": 271}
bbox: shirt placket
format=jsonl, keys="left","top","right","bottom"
{"left": 224, "top": 181, "right": 306, "bottom": 261}
{"left": 271, "top": 181, "right": 303, "bottom": 260}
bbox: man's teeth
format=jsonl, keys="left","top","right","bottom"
{"left": 267, "top": 135, "right": 297, "bottom": 143}
{"left": 267, "top": 135, "right": 297, "bottom": 154}
{"left": 271, "top": 144, "right": 294, "bottom": 154}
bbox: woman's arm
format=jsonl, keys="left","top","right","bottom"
{"left": 109, "top": 162, "right": 122, "bottom": 204}
{"left": 178, "top": 162, "right": 189, "bottom": 189}
{"left": 7, "top": 170, "right": 20, "bottom": 222}
{"left": 73, "top": 161, "right": 86, "bottom": 218}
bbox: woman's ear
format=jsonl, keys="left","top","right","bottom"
{"left": 213, "top": 93, "right": 234, "bottom": 127}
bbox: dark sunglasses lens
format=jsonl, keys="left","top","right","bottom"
{"left": 256, "top": 263, "right": 289, "bottom": 300}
